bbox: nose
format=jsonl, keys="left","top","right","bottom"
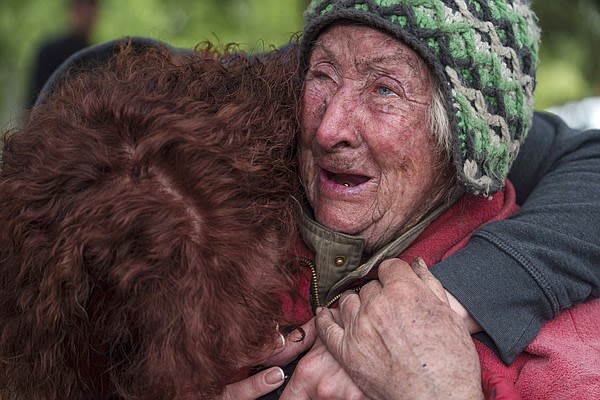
{"left": 314, "top": 88, "right": 361, "bottom": 151}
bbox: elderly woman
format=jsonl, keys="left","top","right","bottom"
{"left": 0, "top": 41, "right": 303, "bottom": 399}
{"left": 265, "top": 0, "right": 600, "bottom": 399}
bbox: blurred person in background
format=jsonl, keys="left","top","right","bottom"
{"left": 27, "top": 0, "right": 99, "bottom": 107}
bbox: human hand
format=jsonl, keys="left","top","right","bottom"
{"left": 217, "top": 366, "right": 286, "bottom": 400}
{"left": 278, "top": 335, "right": 370, "bottom": 400}
{"left": 217, "top": 319, "right": 317, "bottom": 400}
{"left": 316, "top": 258, "right": 485, "bottom": 400}
{"left": 446, "top": 289, "right": 483, "bottom": 334}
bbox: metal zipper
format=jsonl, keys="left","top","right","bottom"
{"left": 296, "top": 256, "right": 361, "bottom": 311}
{"left": 296, "top": 256, "right": 321, "bottom": 310}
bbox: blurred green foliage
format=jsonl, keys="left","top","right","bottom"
{"left": 0, "top": 0, "right": 306, "bottom": 129}
{"left": 1, "top": 0, "right": 599, "bottom": 129}
{"left": 533, "top": 0, "right": 600, "bottom": 109}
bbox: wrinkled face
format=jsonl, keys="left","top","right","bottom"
{"left": 300, "top": 24, "right": 449, "bottom": 251}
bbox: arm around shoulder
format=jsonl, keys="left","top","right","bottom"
{"left": 431, "top": 111, "right": 600, "bottom": 363}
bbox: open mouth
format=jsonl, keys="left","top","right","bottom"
{"left": 326, "top": 171, "right": 370, "bottom": 188}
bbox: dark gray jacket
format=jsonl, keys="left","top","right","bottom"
{"left": 433, "top": 111, "right": 600, "bottom": 363}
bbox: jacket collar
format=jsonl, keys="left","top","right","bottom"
{"left": 297, "top": 194, "right": 460, "bottom": 304}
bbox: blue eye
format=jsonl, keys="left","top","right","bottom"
{"left": 377, "top": 86, "right": 395, "bottom": 96}
{"left": 315, "top": 72, "right": 332, "bottom": 81}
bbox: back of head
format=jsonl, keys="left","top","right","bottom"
{"left": 0, "top": 41, "right": 301, "bottom": 399}
{"left": 301, "top": 0, "right": 540, "bottom": 196}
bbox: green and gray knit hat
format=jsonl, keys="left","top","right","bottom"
{"left": 300, "top": 0, "right": 540, "bottom": 196}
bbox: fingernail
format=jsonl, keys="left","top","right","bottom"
{"left": 412, "top": 257, "right": 427, "bottom": 268}
{"left": 274, "top": 322, "right": 286, "bottom": 349}
{"left": 277, "top": 332, "right": 286, "bottom": 349}
{"left": 316, "top": 306, "right": 325, "bottom": 314}
{"left": 265, "top": 367, "right": 285, "bottom": 385}
{"left": 287, "top": 326, "right": 306, "bottom": 343}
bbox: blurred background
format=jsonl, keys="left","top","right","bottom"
{"left": 1, "top": 0, "right": 599, "bottom": 131}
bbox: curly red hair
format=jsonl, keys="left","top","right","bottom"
{"left": 0, "top": 41, "right": 301, "bottom": 399}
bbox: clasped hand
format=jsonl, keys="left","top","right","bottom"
{"left": 219, "top": 258, "right": 483, "bottom": 400}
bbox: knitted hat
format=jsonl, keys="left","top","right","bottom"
{"left": 300, "top": 0, "right": 540, "bottom": 196}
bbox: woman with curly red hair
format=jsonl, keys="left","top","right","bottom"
{"left": 0, "top": 41, "right": 304, "bottom": 399}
